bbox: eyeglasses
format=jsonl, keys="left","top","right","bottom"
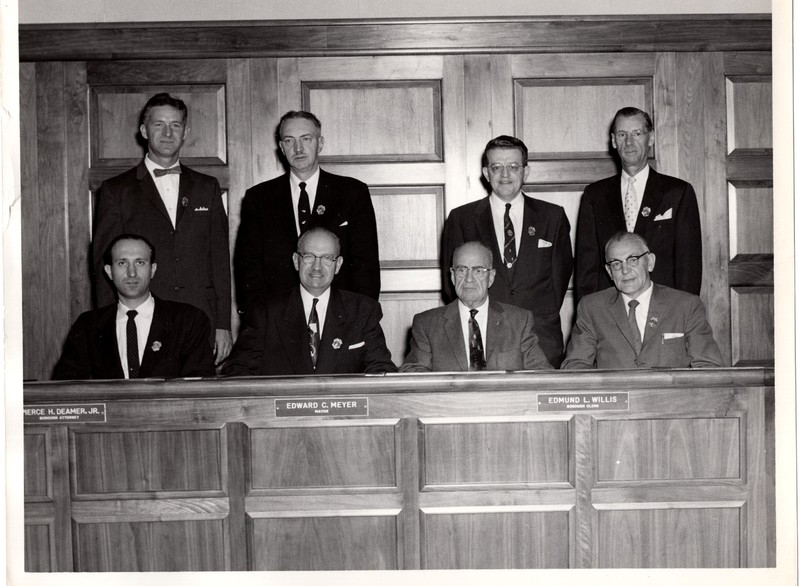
{"left": 453, "top": 266, "right": 491, "bottom": 279}
{"left": 605, "top": 251, "right": 650, "bottom": 272}
{"left": 296, "top": 252, "right": 338, "bottom": 266}
{"left": 281, "top": 136, "right": 317, "bottom": 148}
{"left": 613, "top": 129, "right": 648, "bottom": 141}
{"left": 487, "top": 163, "right": 524, "bottom": 175}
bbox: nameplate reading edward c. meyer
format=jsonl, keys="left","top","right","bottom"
{"left": 537, "top": 392, "right": 629, "bottom": 411}
{"left": 24, "top": 404, "right": 107, "bottom": 423}
{"left": 275, "top": 397, "right": 368, "bottom": 417}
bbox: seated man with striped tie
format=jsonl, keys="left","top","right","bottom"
{"left": 401, "top": 241, "right": 552, "bottom": 372}
{"left": 561, "top": 231, "right": 723, "bottom": 369}
{"left": 53, "top": 234, "right": 215, "bottom": 380}
{"left": 222, "top": 227, "right": 396, "bottom": 376}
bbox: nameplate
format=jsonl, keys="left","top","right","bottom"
{"left": 275, "top": 397, "right": 369, "bottom": 417}
{"left": 537, "top": 392, "right": 629, "bottom": 411}
{"left": 24, "top": 404, "right": 107, "bottom": 424}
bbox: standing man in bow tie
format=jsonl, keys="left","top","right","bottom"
{"left": 441, "top": 135, "right": 573, "bottom": 367}
{"left": 234, "top": 110, "right": 380, "bottom": 313}
{"left": 574, "top": 107, "right": 702, "bottom": 303}
{"left": 92, "top": 92, "right": 232, "bottom": 364}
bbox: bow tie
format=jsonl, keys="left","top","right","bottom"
{"left": 153, "top": 166, "right": 181, "bottom": 177}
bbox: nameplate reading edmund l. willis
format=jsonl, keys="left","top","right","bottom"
{"left": 24, "top": 404, "right": 107, "bottom": 423}
{"left": 275, "top": 397, "right": 368, "bottom": 417}
{"left": 537, "top": 392, "right": 629, "bottom": 411}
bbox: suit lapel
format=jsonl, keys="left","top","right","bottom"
{"left": 443, "top": 302, "right": 469, "bottom": 371}
{"left": 312, "top": 170, "right": 333, "bottom": 229}
{"left": 473, "top": 199, "right": 508, "bottom": 286}
{"left": 609, "top": 291, "right": 640, "bottom": 353}
{"left": 635, "top": 167, "right": 665, "bottom": 233}
{"left": 642, "top": 284, "right": 665, "bottom": 347}
{"left": 599, "top": 175, "right": 626, "bottom": 232}
{"left": 175, "top": 164, "right": 190, "bottom": 226}
{"left": 97, "top": 305, "right": 125, "bottom": 378}
{"left": 517, "top": 194, "right": 538, "bottom": 264}
{"left": 484, "top": 301, "right": 505, "bottom": 369}
{"left": 277, "top": 290, "right": 313, "bottom": 374}
{"left": 136, "top": 163, "right": 173, "bottom": 225}
{"left": 315, "top": 289, "right": 348, "bottom": 373}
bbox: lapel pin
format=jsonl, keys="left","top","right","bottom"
{"left": 181, "top": 197, "right": 188, "bottom": 207}
{"left": 151, "top": 341, "right": 162, "bottom": 352}
{"left": 332, "top": 338, "right": 342, "bottom": 349}
{"left": 528, "top": 226, "right": 536, "bottom": 236}
{"left": 316, "top": 205, "right": 326, "bottom": 215}
{"left": 648, "top": 317, "right": 658, "bottom": 328}
{"left": 641, "top": 206, "right": 651, "bottom": 217}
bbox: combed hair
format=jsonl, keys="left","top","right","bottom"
{"left": 611, "top": 107, "right": 653, "bottom": 133}
{"left": 481, "top": 135, "right": 528, "bottom": 168}
{"left": 604, "top": 231, "right": 650, "bottom": 257}
{"left": 103, "top": 234, "right": 157, "bottom": 266}
{"left": 277, "top": 110, "right": 322, "bottom": 140}
{"left": 141, "top": 93, "right": 188, "bottom": 126}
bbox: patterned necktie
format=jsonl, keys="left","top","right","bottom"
{"left": 468, "top": 309, "right": 486, "bottom": 371}
{"left": 503, "top": 203, "right": 516, "bottom": 268}
{"left": 623, "top": 176, "right": 638, "bottom": 232}
{"left": 153, "top": 166, "right": 181, "bottom": 177}
{"left": 627, "top": 299, "right": 642, "bottom": 353}
{"left": 308, "top": 298, "right": 320, "bottom": 369}
{"left": 126, "top": 310, "right": 140, "bottom": 378}
{"left": 298, "top": 181, "right": 311, "bottom": 234}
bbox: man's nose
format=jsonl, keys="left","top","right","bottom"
{"left": 163, "top": 125, "right": 173, "bottom": 137}
{"left": 294, "top": 142, "right": 304, "bottom": 153}
{"left": 126, "top": 264, "right": 136, "bottom": 277}
{"left": 621, "top": 262, "right": 632, "bottom": 274}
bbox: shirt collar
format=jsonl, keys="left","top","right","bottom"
{"left": 621, "top": 281, "right": 654, "bottom": 307}
{"left": 489, "top": 191, "right": 524, "bottom": 210}
{"left": 299, "top": 284, "right": 331, "bottom": 308}
{"left": 290, "top": 167, "right": 321, "bottom": 192}
{"left": 622, "top": 164, "right": 650, "bottom": 185}
{"left": 116, "top": 293, "right": 155, "bottom": 319}
{"left": 144, "top": 155, "right": 180, "bottom": 173}
{"left": 457, "top": 296, "right": 489, "bottom": 316}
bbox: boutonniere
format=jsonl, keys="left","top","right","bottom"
{"left": 181, "top": 197, "right": 188, "bottom": 208}
{"left": 641, "top": 206, "right": 651, "bottom": 217}
{"left": 331, "top": 338, "right": 342, "bottom": 349}
{"left": 527, "top": 226, "right": 536, "bottom": 237}
{"left": 316, "top": 205, "right": 326, "bottom": 215}
{"left": 151, "top": 341, "right": 162, "bottom": 352}
{"left": 648, "top": 317, "right": 658, "bottom": 328}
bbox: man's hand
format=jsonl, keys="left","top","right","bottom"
{"left": 214, "top": 329, "right": 233, "bottom": 365}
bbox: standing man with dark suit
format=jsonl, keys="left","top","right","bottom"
{"left": 54, "top": 234, "right": 215, "bottom": 380}
{"left": 575, "top": 107, "right": 702, "bottom": 302}
{"left": 401, "top": 242, "right": 552, "bottom": 372}
{"left": 441, "top": 136, "right": 572, "bottom": 367}
{"left": 562, "top": 232, "right": 722, "bottom": 369}
{"left": 223, "top": 228, "right": 395, "bottom": 376}
{"left": 92, "top": 93, "right": 232, "bottom": 364}
{"left": 234, "top": 110, "right": 380, "bottom": 312}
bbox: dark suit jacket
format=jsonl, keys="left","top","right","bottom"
{"left": 400, "top": 299, "right": 553, "bottom": 372}
{"left": 221, "top": 287, "right": 396, "bottom": 376}
{"left": 561, "top": 284, "right": 723, "bottom": 370}
{"left": 234, "top": 169, "right": 380, "bottom": 310}
{"left": 92, "top": 162, "right": 231, "bottom": 330}
{"left": 575, "top": 167, "right": 702, "bottom": 302}
{"left": 52, "top": 297, "right": 215, "bottom": 380}
{"left": 441, "top": 194, "right": 572, "bottom": 367}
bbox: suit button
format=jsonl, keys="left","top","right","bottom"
{"left": 173, "top": 286, "right": 180, "bottom": 291}
{"left": 510, "top": 289, "right": 516, "bottom": 296}
{"left": 175, "top": 257, "right": 181, "bottom": 262}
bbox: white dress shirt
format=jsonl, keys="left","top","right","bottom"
{"left": 620, "top": 164, "right": 650, "bottom": 212}
{"left": 457, "top": 297, "right": 489, "bottom": 366}
{"left": 490, "top": 192, "right": 523, "bottom": 264}
{"left": 289, "top": 168, "right": 321, "bottom": 236}
{"left": 299, "top": 285, "right": 331, "bottom": 338}
{"left": 621, "top": 282, "right": 653, "bottom": 341}
{"left": 144, "top": 155, "right": 181, "bottom": 227}
{"left": 115, "top": 294, "right": 155, "bottom": 379}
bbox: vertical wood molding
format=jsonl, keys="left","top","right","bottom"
{"left": 442, "top": 55, "right": 467, "bottom": 218}
{"left": 463, "top": 55, "right": 492, "bottom": 208}
{"left": 20, "top": 62, "right": 38, "bottom": 380}
{"left": 250, "top": 58, "right": 282, "bottom": 185}
{"left": 654, "top": 52, "right": 678, "bottom": 176}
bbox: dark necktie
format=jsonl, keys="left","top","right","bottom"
{"left": 628, "top": 299, "right": 642, "bottom": 353}
{"left": 308, "top": 298, "right": 320, "bottom": 369}
{"left": 298, "top": 181, "right": 311, "bottom": 234}
{"left": 468, "top": 309, "right": 486, "bottom": 371}
{"left": 126, "top": 309, "right": 140, "bottom": 378}
{"left": 153, "top": 166, "right": 181, "bottom": 177}
{"left": 503, "top": 203, "right": 516, "bottom": 268}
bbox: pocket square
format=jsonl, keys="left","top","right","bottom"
{"left": 339, "top": 221, "right": 349, "bottom": 227}
{"left": 662, "top": 332, "right": 684, "bottom": 341}
{"left": 538, "top": 239, "right": 552, "bottom": 248}
{"left": 194, "top": 206, "right": 209, "bottom": 212}
{"left": 654, "top": 208, "right": 673, "bottom": 221}
{"left": 348, "top": 341, "right": 365, "bottom": 349}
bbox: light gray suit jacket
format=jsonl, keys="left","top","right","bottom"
{"left": 400, "top": 299, "right": 552, "bottom": 372}
{"left": 561, "top": 283, "right": 723, "bottom": 369}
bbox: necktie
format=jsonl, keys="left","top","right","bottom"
{"left": 627, "top": 299, "right": 642, "bottom": 353}
{"left": 468, "top": 309, "right": 486, "bottom": 371}
{"left": 126, "top": 310, "right": 140, "bottom": 378}
{"left": 298, "top": 181, "right": 311, "bottom": 234}
{"left": 623, "top": 176, "right": 638, "bottom": 232}
{"left": 503, "top": 203, "right": 516, "bottom": 268}
{"left": 153, "top": 166, "right": 181, "bottom": 177}
{"left": 308, "top": 298, "right": 320, "bottom": 369}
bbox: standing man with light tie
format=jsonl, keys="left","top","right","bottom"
{"left": 401, "top": 241, "right": 552, "bottom": 372}
{"left": 234, "top": 110, "right": 380, "bottom": 312}
{"left": 575, "top": 107, "right": 702, "bottom": 302}
{"left": 441, "top": 136, "right": 573, "bottom": 367}
{"left": 92, "top": 92, "right": 232, "bottom": 364}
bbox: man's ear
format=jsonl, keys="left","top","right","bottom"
{"left": 646, "top": 252, "right": 656, "bottom": 272}
{"left": 317, "top": 136, "right": 324, "bottom": 153}
{"left": 150, "top": 262, "right": 157, "bottom": 279}
{"left": 104, "top": 265, "right": 112, "bottom": 281}
{"left": 292, "top": 253, "right": 301, "bottom": 272}
{"left": 140, "top": 124, "right": 148, "bottom": 140}
{"left": 333, "top": 254, "right": 343, "bottom": 274}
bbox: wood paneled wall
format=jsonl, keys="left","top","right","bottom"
{"left": 18, "top": 16, "right": 772, "bottom": 380}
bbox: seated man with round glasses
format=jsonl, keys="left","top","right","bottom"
{"left": 562, "top": 231, "right": 722, "bottom": 369}
{"left": 222, "top": 227, "right": 396, "bottom": 376}
{"left": 401, "top": 241, "right": 552, "bottom": 372}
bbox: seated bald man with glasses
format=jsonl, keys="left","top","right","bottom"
{"left": 562, "top": 231, "right": 722, "bottom": 369}
{"left": 222, "top": 227, "right": 396, "bottom": 376}
{"left": 401, "top": 241, "right": 552, "bottom": 372}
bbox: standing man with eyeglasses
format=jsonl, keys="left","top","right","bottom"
{"left": 234, "top": 110, "right": 380, "bottom": 314}
{"left": 441, "top": 135, "right": 573, "bottom": 367}
{"left": 401, "top": 241, "right": 551, "bottom": 372}
{"left": 222, "top": 227, "right": 395, "bottom": 376}
{"left": 575, "top": 107, "right": 702, "bottom": 303}
{"left": 562, "top": 231, "right": 721, "bottom": 369}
